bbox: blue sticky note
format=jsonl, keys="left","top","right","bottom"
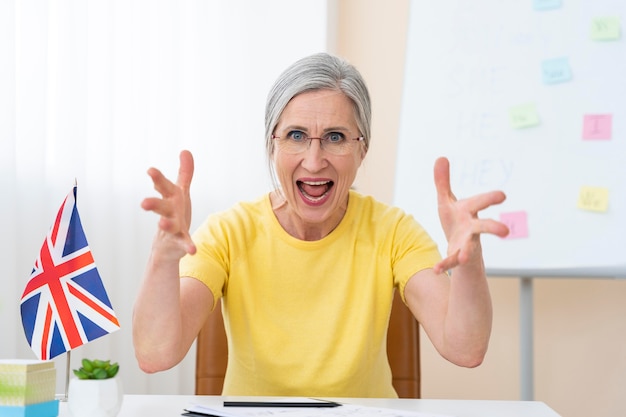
{"left": 542, "top": 57, "right": 572, "bottom": 85}
{"left": 533, "top": 0, "right": 562, "bottom": 11}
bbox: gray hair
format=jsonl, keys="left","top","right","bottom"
{"left": 264, "top": 53, "right": 372, "bottom": 188}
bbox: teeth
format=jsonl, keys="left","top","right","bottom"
{"left": 302, "top": 193, "right": 326, "bottom": 203}
{"left": 298, "top": 180, "right": 331, "bottom": 203}
{"left": 301, "top": 190, "right": 327, "bottom": 203}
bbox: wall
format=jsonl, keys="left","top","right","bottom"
{"left": 335, "top": 1, "right": 626, "bottom": 417}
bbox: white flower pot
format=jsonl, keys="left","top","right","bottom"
{"left": 67, "top": 376, "right": 123, "bottom": 417}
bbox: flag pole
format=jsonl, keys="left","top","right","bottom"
{"left": 56, "top": 350, "right": 71, "bottom": 401}
{"left": 63, "top": 178, "right": 75, "bottom": 401}
{"left": 64, "top": 350, "right": 71, "bottom": 401}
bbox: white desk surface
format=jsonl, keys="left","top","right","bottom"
{"left": 57, "top": 394, "right": 563, "bottom": 417}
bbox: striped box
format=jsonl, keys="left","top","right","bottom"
{"left": 0, "top": 360, "right": 56, "bottom": 406}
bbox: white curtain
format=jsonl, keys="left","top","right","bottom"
{"left": 0, "top": 0, "right": 328, "bottom": 395}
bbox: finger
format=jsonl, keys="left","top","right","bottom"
{"left": 464, "top": 217, "right": 510, "bottom": 237}
{"left": 183, "top": 234, "right": 197, "bottom": 255}
{"left": 158, "top": 216, "right": 176, "bottom": 233}
{"left": 464, "top": 190, "right": 507, "bottom": 214}
{"left": 477, "top": 218, "right": 510, "bottom": 238}
{"left": 433, "top": 258, "right": 456, "bottom": 275}
{"left": 155, "top": 219, "right": 197, "bottom": 256}
{"left": 147, "top": 167, "right": 179, "bottom": 198}
{"left": 433, "top": 250, "right": 460, "bottom": 274}
{"left": 177, "top": 150, "right": 195, "bottom": 191}
{"left": 141, "top": 197, "right": 165, "bottom": 212}
{"left": 158, "top": 216, "right": 187, "bottom": 235}
{"left": 141, "top": 195, "right": 179, "bottom": 218}
{"left": 157, "top": 217, "right": 197, "bottom": 255}
{"left": 433, "top": 157, "right": 454, "bottom": 202}
{"left": 457, "top": 243, "right": 474, "bottom": 265}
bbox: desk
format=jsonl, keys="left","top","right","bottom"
{"left": 57, "top": 395, "right": 562, "bottom": 417}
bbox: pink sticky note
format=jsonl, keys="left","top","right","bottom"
{"left": 582, "top": 114, "right": 612, "bottom": 140}
{"left": 500, "top": 211, "right": 528, "bottom": 239}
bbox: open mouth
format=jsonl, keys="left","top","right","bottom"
{"left": 297, "top": 180, "right": 334, "bottom": 203}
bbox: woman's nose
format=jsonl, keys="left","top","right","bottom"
{"left": 301, "top": 138, "right": 327, "bottom": 171}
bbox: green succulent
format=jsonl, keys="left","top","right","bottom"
{"left": 73, "top": 358, "right": 119, "bottom": 380}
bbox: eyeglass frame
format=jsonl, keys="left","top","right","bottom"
{"left": 270, "top": 133, "right": 365, "bottom": 154}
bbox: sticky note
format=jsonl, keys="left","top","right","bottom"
{"left": 577, "top": 186, "right": 609, "bottom": 212}
{"left": 582, "top": 114, "right": 612, "bottom": 140}
{"left": 533, "top": 0, "right": 562, "bottom": 11}
{"left": 542, "top": 57, "right": 572, "bottom": 84}
{"left": 591, "top": 17, "right": 621, "bottom": 41}
{"left": 509, "top": 103, "right": 540, "bottom": 129}
{"left": 500, "top": 211, "right": 529, "bottom": 239}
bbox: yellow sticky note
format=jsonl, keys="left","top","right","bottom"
{"left": 509, "top": 103, "right": 540, "bottom": 129}
{"left": 577, "top": 186, "right": 609, "bottom": 212}
{"left": 591, "top": 17, "right": 621, "bottom": 41}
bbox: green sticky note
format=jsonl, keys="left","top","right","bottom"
{"left": 509, "top": 103, "right": 540, "bottom": 129}
{"left": 591, "top": 17, "right": 621, "bottom": 41}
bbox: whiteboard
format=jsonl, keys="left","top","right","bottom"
{"left": 394, "top": 0, "right": 626, "bottom": 277}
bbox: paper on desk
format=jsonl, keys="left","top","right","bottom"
{"left": 184, "top": 402, "right": 454, "bottom": 417}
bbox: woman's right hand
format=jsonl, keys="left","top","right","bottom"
{"left": 141, "top": 150, "right": 197, "bottom": 260}
{"left": 134, "top": 150, "right": 204, "bottom": 372}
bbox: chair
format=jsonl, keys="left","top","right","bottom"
{"left": 195, "top": 291, "right": 421, "bottom": 398}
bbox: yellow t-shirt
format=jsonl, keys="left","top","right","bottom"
{"left": 180, "top": 190, "right": 441, "bottom": 397}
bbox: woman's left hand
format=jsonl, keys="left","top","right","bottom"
{"left": 433, "top": 157, "right": 509, "bottom": 274}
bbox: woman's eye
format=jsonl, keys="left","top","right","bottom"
{"left": 288, "top": 131, "right": 306, "bottom": 142}
{"left": 325, "top": 132, "right": 345, "bottom": 143}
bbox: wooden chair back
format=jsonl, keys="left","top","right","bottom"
{"left": 195, "top": 291, "right": 420, "bottom": 398}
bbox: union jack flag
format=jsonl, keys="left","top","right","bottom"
{"left": 20, "top": 185, "right": 120, "bottom": 360}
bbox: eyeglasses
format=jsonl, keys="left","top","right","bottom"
{"left": 271, "top": 131, "right": 364, "bottom": 156}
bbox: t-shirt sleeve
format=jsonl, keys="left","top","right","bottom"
{"left": 392, "top": 212, "right": 442, "bottom": 304}
{"left": 179, "top": 215, "right": 230, "bottom": 310}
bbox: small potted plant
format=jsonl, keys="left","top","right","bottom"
{"left": 67, "top": 359, "right": 123, "bottom": 417}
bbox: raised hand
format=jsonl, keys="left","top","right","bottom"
{"left": 141, "top": 150, "right": 197, "bottom": 259}
{"left": 433, "top": 157, "right": 509, "bottom": 274}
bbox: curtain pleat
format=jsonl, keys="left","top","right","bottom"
{"left": 1, "top": 0, "right": 328, "bottom": 395}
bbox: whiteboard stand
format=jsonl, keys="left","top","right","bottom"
{"left": 520, "top": 277, "right": 534, "bottom": 401}
{"left": 490, "top": 268, "right": 626, "bottom": 401}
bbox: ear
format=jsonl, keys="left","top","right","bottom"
{"left": 269, "top": 140, "right": 277, "bottom": 161}
{"left": 359, "top": 144, "right": 367, "bottom": 162}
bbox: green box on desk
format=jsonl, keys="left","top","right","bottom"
{"left": 0, "top": 400, "right": 59, "bottom": 417}
{"left": 0, "top": 360, "right": 56, "bottom": 406}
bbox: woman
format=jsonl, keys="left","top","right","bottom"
{"left": 132, "top": 53, "right": 509, "bottom": 397}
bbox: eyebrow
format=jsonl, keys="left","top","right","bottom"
{"left": 280, "top": 125, "right": 351, "bottom": 134}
